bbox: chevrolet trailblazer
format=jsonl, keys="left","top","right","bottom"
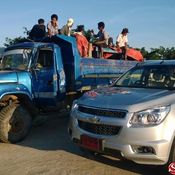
{"left": 69, "top": 60, "right": 175, "bottom": 166}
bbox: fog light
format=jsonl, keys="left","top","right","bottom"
{"left": 132, "top": 145, "right": 155, "bottom": 154}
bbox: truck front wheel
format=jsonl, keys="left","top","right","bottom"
{"left": 0, "top": 103, "right": 32, "bottom": 143}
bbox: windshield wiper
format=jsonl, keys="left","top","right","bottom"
{"left": 1, "top": 67, "right": 13, "bottom": 70}
{"left": 0, "top": 67, "right": 24, "bottom": 71}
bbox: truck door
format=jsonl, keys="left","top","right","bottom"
{"left": 32, "top": 46, "right": 58, "bottom": 107}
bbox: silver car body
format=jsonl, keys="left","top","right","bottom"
{"left": 68, "top": 60, "right": 175, "bottom": 165}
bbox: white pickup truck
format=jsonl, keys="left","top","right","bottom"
{"left": 69, "top": 60, "right": 175, "bottom": 166}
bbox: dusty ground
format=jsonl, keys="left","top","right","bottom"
{"left": 0, "top": 112, "right": 168, "bottom": 175}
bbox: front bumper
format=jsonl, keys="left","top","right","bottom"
{"left": 68, "top": 110, "right": 174, "bottom": 165}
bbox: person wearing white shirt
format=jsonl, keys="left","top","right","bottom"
{"left": 47, "top": 14, "right": 59, "bottom": 37}
{"left": 116, "top": 28, "right": 129, "bottom": 60}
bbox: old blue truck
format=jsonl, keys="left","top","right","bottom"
{"left": 0, "top": 35, "right": 136, "bottom": 143}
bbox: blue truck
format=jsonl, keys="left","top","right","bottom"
{"left": 0, "top": 35, "right": 136, "bottom": 143}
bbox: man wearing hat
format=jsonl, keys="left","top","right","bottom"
{"left": 60, "top": 18, "right": 74, "bottom": 36}
{"left": 116, "top": 28, "right": 129, "bottom": 60}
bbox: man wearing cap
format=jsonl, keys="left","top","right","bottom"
{"left": 116, "top": 28, "right": 129, "bottom": 60}
{"left": 60, "top": 18, "right": 74, "bottom": 36}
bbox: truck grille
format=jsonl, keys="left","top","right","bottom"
{"left": 78, "top": 106, "right": 126, "bottom": 118}
{"left": 78, "top": 120, "right": 121, "bottom": 136}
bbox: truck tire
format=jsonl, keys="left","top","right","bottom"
{"left": 0, "top": 103, "right": 32, "bottom": 143}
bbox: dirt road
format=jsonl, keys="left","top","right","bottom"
{"left": 0, "top": 113, "right": 168, "bottom": 175}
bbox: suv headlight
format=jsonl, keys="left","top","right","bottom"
{"left": 71, "top": 100, "right": 79, "bottom": 111}
{"left": 129, "top": 105, "right": 170, "bottom": 127}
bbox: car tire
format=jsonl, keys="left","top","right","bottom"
{"left": 0, "top": 103, "right": 32, "bottom": 143}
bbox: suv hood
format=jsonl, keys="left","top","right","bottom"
{"left": 78, "top": 87, "right": 174, "bottom": 112}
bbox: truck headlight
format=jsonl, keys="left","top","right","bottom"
{"left": 129, "top": 105, "right": 170, "bottom": 127}
{"left": 71, "top": 100, "right": 79, "bottom": 111}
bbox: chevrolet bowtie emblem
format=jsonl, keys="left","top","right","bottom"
{"left": 88, "top": 116, "right": 101, "bottom": 123}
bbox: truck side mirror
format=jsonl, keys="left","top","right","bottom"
{"left": 32, "top": 63, "right": 43, "bottom": 71}
{"left": 36, "top": 63, "right": 43, "bottom": 69}
{"left": 109, "top": 77, "right": 118, "bottom": 85}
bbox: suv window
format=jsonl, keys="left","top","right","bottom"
{"left": 115, "top": 65, "right": 175, "bottom": 89}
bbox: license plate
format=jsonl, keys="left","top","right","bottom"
{"left": 81, "top": 135, "right": 102, "bottom": 151}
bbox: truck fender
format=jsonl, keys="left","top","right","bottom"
{"left": 0, "top": 84, "right": 32, "bottom": 101}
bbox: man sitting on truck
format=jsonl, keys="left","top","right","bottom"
{"left": 116, "top": 28, "right": 129, "bottom": 60}
{"left": 60, "top": 18, "right": 74, "bottom": 36}
{"left": 29, "top": 18, "right": 46, "bottom": 41}
{"left": 47, "top": 14, "right": 59, "bottom": 37}
{"left": 92, "top": 22, "right": 109, "bottom": 58}
{"left": 74, "top": 25, "right": 89, "bottom": 58}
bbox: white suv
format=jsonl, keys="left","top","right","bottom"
{"left": 68, "top": 60, "right": 175, "bottom": 165}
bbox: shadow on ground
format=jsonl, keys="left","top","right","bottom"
{"left": 18, "top": 112, "right": 169, "bottom": 175}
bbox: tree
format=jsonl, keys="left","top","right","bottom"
{"left": 4, "top": 37, "right": 30, "bottom": 47}
{"left": 4, "top": 27, "right": 30, "bottom": 47}
{"left": 164, "top": 47, "right": 175, "bottom": 59}
{"left": 139, "top": 47, "right": 149, "bottom": 59}
{"left": 147, "top": 46, "right": 175, "bottom": 60}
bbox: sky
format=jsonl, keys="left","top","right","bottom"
{"left": 0, "top": 0, "right": 175, "bottom": 50}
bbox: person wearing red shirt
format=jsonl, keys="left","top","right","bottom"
{"left": 75, "top": 25, "right": 89, "bottom": 58}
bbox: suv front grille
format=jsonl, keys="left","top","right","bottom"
{"left": 78, "top": 106, "right": 126, "bottom": 118}
{"left": 78, "top": 120, "right": 121, "bottom": 136}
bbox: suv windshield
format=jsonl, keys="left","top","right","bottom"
{"left": 114, "top": 65, "right": 175, "bottom": 89}
{"left": 0, "top": 49, "right": 32, "bottom": 70}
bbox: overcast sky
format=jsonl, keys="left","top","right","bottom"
{"left": 0, "top": 0, "right": 175, "bottom": 50}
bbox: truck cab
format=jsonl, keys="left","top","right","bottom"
{"left": 3, "top": 41, "right": 65, "bottom": 107}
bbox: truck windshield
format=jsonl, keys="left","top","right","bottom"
{"left": 0, "top": 49, "right": 32, "bottom": 71}
{"left": 114, "top": 65, "right": 175, "bottom": 89}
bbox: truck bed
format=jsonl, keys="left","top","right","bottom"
{"left": 76, "top": 58, "right": 137, "bottom": 91}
